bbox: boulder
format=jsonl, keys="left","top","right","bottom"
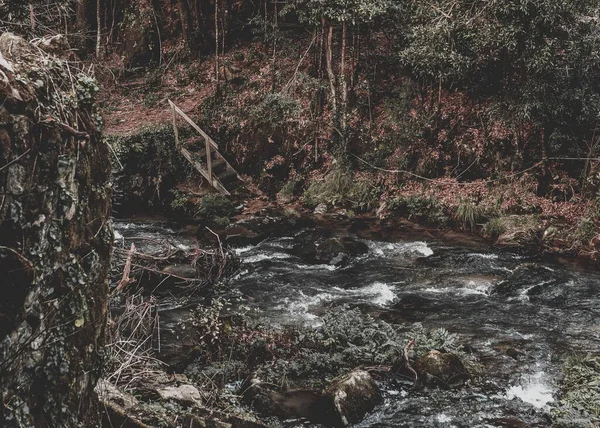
{"left": 415, "top": 350, "right": 469, "bottom": 387}
{"left": 242, "top": 369, "right": 381, "bottom": 427}
{"left": 314, "top": 203, "right": 328, "bottom": 215}
{"left": 162, "top": 264, "right": 197, "bottom": 279}
{"left": 157, "top": 384, "right": 203, "bottom": 406}
{"left": 324, "top": 369, "right": 383, "bottom": 426}
{"left": 315, "top": 237, "right": 369, "bottom": 265}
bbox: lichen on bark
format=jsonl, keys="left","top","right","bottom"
{"left": 0, "top": 33, "right": 112, "bottom": 427}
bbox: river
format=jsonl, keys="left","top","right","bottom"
{"left": 114, "top": 219, "right": 600, "bottom": 427}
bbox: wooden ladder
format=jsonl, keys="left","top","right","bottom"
{"left": 169, "top": 100, "right": 241, "bottom": 196}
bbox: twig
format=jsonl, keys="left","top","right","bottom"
{"left": 404, "top": 339, "right": 418, "bottom": 386}
{"left": 0, "top": 149, "right": 31, "bottom": 172}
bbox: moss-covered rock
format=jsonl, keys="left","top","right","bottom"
{"left": 415, "top": 350, "right": 469, "bottom": 387}
{"left": 0, "top": 34, "right": 112, "bottom": 426}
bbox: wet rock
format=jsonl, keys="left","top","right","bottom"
{"left": 324, "top": 369, "right": 383, "bottom": 426}
{"left": 268, "top": 390, "right": 336, "bottom": 425}
{"left": 491, "top": 215, "right": 542, "bottom": 249}
{"left": 415, "top": 350, "right": 469, "bottom": 387}
{"left": 315, "top": 237, "right": 369, "bottom": 265}
{"left": 314, "top": 203, "right": 328, "bottom": 215}
{"left": 242, "top": 370, "right": 381, "bottom": 427}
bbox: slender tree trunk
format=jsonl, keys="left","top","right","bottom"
{"left": 96, "top": 0, "right": 102, "bottom": 57}
{"left": 29, "top": 2, "right": 35, "bottom": 31}
{"left": 76, "top": 0, "right": 88, "bottom": 36}
{"left": 215, "top": 0, "right": 219, "bottom": 91}
{"left": 271, "top": 0, "right": 278, "bottom": 91}
{"left": 340, "top": 20, "right": 348, "bottom": 143}
{"left": 325, "top": 22, "right": 337, "bottom": 116}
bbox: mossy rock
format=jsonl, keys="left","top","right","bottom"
{"left": 415, "top": 350, "right": 469, "bottom": 387}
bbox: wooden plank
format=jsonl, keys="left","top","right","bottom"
{"left": 180, "top": 147, "right": 230, "bottom": 195}
{"left": 168, "top": 100, "right": 219, "bottom": 150}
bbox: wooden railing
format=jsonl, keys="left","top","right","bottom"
{"left": 168, "top": 100, "right": 240, "bottom": 196}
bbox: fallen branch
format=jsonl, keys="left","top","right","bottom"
{"left": 114, "top": 243, "right": 135, "bottom": 295}
{"left": 404, "top": 339, "right": 418, "bottom": 386}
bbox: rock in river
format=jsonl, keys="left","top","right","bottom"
{"left": 415, "top": 350, "right": 469, "bottom": 387}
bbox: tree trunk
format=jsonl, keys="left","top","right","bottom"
{"left": 29, "top": 2, "right": 35, "bottom": 31}
{"left": 177, "top": 0, "right": 193, "bottom": 53}
{"left": 215, "top": 0, "right": 220, "bottom": 91}
{"left": 96, "top": 0, "right": 102, "bottom": 57}
{"left": 76, "top": 0, "right": 89, "bottom": 37}
{"left": 340, "top": 20, "right": 348, "bottom": 143}
{"left": 325, "top": 22, "right": 337, "bottom": 117}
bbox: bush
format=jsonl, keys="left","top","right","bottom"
{"left": 302, "top": 169, "right": 379, "bottom": 212}
{"left": 454, "top": 198, "right": 483, "bottom": 230}
{"left": 195, "top": 194, "right": 237, "bottom": 221}
{"left": 389, "top": 194, "right": 449, "bottom": 226}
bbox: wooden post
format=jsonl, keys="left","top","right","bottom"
{"left": 170, "top": 101, "right": 180, "bottom": 148}
{"left": 205, "top": 137, "right": 212, "bottom": 182}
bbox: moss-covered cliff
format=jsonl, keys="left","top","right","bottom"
{"left": 0, "top": 34, "right": 112, "bottom": 426}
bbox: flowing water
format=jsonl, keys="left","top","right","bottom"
{"left": 114, "top": 220, "right": 600, "bottom": 427}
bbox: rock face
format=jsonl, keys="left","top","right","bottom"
{"left": 0, "top": 34, "right": 112, "bottom": 426}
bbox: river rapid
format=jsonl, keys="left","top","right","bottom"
{"left": 114, "top": 220, "right": 600, "bottom": 427}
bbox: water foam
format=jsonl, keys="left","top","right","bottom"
{"left": 367, "top": 240, "right": 434, "bottom": 258}
{"left": 244, "top": 252, "right": 292, "bottom": 263}
{"left": 273, "top": 282, "right": 397, "bottom": 324}
{"left": 505, "top": 372, "right": 554, "bottom": 408}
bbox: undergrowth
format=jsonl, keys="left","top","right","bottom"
{"left": 303, "top": 169, "right": 379, "bottom": 212}
{"left": 389, "top": 194, "right": 449, "bottom": 226}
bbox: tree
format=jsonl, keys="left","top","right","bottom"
{"left": 398, "top": 0, "right": 600, "bottom": 190}
{"left": 283, "top": 0, "right": 397, "bottom": 163}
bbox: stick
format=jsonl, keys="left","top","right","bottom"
{"left": 114, "top": 243, "right": 135, "bottom": 294}
{"left": 404, "top": 339, "right": 418, "bottom": 386}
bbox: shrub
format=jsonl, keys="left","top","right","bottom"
{"left": 302, "top": 169, "right": 379, "bottom": 212}
{"left": 454, "top": 197, "right": 483, "bottom": 230}
{"left": 194, "top": 194, "right": 237, "bottom": 220}
{"left": 389, "top": 194, "right": 449, "bottom": 226}
{"left": 482, "top": 217, "right": 507, "bottom": 238}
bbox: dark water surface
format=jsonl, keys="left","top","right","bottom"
{"left": 114, "top": 220, "right": 600, "bottom": 427}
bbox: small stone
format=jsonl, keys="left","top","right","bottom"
{"left": 314, "top": 203, "right": 328, "bottom": 215}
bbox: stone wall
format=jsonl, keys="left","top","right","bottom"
{"left": 0, "top": 34, "right": 112, "bottom": 426}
